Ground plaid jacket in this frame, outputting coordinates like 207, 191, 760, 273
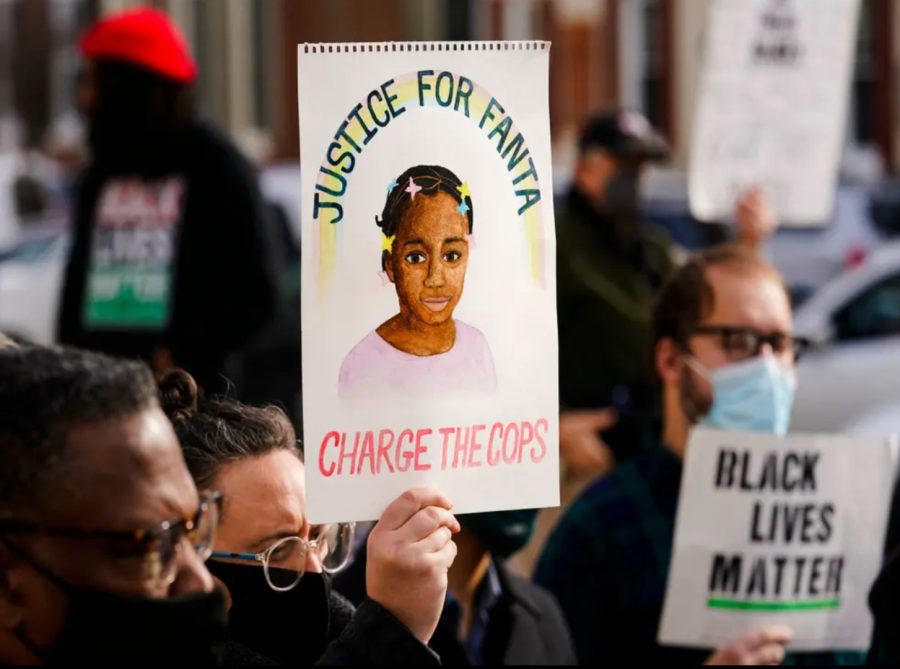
534, 434, 862, 666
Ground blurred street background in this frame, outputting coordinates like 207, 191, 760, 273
4, 0, 900, 436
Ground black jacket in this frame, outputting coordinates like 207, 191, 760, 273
58, 120, 278, 393
220, 593, 439, 666
334, 549, 576, 666
868, 550, 900, 665
428, 561, 577, 666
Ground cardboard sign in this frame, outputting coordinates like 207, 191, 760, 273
689, 0, 861, 226
659, 428, 897, 651
297, 41, 558, 523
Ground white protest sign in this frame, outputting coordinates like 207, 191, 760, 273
659, 428, 897, 651
689, 0, 861, 226
298, 42, 558, 523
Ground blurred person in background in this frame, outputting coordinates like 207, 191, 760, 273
159, 369, 458, 666
58, 7, 278, 394
335, 509, 577, 666
0, 347, 227, 665
537, 244, 856, 666
556, 110, 777, 472
509, 111, 779, 581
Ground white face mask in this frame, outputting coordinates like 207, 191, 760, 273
686, 355, 797, 436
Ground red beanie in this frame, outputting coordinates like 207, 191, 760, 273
79, 6, 197, 84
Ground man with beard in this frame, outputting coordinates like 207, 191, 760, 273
536, 245, 856, 665
0, 346, 228, 665
58, 7, 277, 394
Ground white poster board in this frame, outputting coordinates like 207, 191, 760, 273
298, 41, 558, 523
659, 428, 897, 651
689, 0, 861, 226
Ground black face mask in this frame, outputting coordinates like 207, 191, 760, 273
207, 561, 332, 666
36, 588, 228, 666
603, 170, 641, 221
6, 539, 228, 666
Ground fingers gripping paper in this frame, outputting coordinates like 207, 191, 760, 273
298, 42, 558, 523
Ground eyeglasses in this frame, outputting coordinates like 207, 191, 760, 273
0, 491, 222, 589
211, 522, 355, 592
689, 325, 811, 362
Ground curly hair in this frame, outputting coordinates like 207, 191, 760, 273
158, 369, 300, 491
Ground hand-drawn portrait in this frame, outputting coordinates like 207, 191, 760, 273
339, 165, 497, 400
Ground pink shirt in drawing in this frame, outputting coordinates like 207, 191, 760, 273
338, 320, 497, 401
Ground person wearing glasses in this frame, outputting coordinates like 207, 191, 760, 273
536, 244, 857, 666
0, 346, 227, 665
159, 369, 458, 665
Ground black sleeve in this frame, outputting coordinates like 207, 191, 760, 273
57, 170, 101, 346
326, 590, 356, 642
316, 599, 440, 666
203, 156, 280, 351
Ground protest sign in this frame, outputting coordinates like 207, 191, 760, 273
298, 42, 558, 523
689, 0, 861, 226
659, 428, 898, 651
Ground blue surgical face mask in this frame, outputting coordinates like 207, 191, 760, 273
687, 355, 797, 436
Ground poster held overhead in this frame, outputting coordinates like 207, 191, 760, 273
298, 41, 558, 524
688, 0, 861, 227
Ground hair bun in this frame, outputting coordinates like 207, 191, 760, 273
158, 368, 200, 420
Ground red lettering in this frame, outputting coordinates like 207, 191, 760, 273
319, 431, 340, 477
377, 429, 396, 474
358, 431, 376, 475
414, 429, 433, 471
338, 432, 359, 475
502, 423, 520, 464
453, 427, 471, 469
531, 418, 549, 463
488, 422, 504, 466
518, 421, 534, 464
468, 424, 486, 468
396, 429, 415, 473
439, 427, 455, 471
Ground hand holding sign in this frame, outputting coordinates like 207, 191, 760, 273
735, 187, 777, 252
559, 408, 617, 474
366, 487, 460, 643
705, 626, 793, 665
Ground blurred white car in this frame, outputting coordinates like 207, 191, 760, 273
791, 241, 900, 433
642, 177, 886, 305
0, 226, 69, 345
0, 163, 302, 348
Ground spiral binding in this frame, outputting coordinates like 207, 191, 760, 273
301, 41, 550, 54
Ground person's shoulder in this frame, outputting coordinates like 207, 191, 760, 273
186, 121, 257, 178
573, 458, 645, 515
454, 321, 495, 365
501, 562, 568, 616
640, 221, 676, 257
540, 466, 641, 561
454, 320, 491, 348
340, 331, 384, 369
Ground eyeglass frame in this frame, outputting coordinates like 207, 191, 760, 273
210, 521, 356, 592
686, 325, 812, 362
0, 490, 223, 588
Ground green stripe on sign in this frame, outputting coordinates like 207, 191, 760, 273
707, 598, 840, 612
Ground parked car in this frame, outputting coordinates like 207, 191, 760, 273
0, 223, 69, 345
0, 164, 304, 428
791, 241, 900, 434
641, 174, 887, 306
